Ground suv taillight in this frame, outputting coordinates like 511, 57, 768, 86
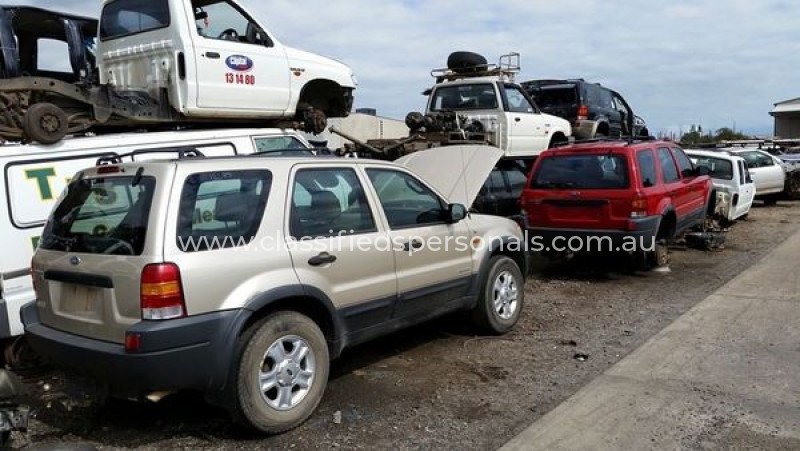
631, 194, 648, 218
577, 105, 589, 121
141, 263, 186, 320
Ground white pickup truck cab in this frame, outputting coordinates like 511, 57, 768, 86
422, 53, 571, 159
99, 0, 356, 124
0, 128, 312, 350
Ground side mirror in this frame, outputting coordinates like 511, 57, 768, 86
695, 165, 712, 177
447, 203, 467, 223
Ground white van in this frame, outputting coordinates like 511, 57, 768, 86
0, 128, 312, 345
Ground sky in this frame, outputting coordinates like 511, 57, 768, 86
18, 0, 800, 136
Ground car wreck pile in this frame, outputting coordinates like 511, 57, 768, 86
2, 0, 800, 446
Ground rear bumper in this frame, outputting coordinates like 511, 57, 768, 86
22, 302, 246, 396
572, 120, 599, 140
526, 216, 660, 251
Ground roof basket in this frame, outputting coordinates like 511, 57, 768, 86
431, 52, 521, 83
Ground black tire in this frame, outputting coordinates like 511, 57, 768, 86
646, 240, 670, 268
23, 103, 68, 145
228, 311, 329, 434
471, 256, 524, 334
447, 51, 488, 73
762, 195, 778, 206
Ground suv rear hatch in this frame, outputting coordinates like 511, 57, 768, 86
32, 164, 172, 344
523, 150, 635, 230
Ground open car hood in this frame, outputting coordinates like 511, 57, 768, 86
395, 145, 504, 206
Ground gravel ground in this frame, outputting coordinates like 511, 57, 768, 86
11, 201, 800, 450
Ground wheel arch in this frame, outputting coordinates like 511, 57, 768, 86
239, 285, 345, 358
297, 78, 352, 118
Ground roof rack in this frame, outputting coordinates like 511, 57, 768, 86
553, 136, 658, 148
431, 52, 521, 83
95, 147, 206, 166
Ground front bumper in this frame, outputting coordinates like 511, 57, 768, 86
22, 303, 246, 396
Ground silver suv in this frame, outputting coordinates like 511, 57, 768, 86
23, 147, 526, 433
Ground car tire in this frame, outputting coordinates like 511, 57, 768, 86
762, 195, 778, 206
471, 256, 524, 335
645, 239, 670, 268
23, 103, 68, 145
229, 311, 329, 434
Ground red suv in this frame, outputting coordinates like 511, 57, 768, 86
521, 139, 713, 265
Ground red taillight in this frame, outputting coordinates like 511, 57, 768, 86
140, 263, 186, 320
125, 333, 142, 352
577, 105, 589, 121
631, 193, 648, 218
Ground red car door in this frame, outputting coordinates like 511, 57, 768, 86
671, 147, 707, 222
655, 147, 688, 218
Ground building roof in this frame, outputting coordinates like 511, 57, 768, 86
772, 97, 800, 114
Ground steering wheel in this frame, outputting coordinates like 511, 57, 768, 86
217, 28, 240, 41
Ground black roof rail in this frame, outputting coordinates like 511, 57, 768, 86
552, 136, 658, 148
95, 147, 206, 166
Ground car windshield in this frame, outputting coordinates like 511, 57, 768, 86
532, 154, 630, 189
40, 174, 156, 255
691, 156, 733, 180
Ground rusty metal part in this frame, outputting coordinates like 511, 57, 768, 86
329, 126, 386, 155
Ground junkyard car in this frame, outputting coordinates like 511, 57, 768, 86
521, 139, 713, 267
23, 146, 527, 434
686, 149, 755, 223
727, 149, 786, 205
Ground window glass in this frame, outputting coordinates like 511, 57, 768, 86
192, 0, 269, 45
254, 136, 308, 152
430, 84, 497, 111
290, 168, 375, 238
100, 0, 170, 40
596, 87, 613, 109
637, 149, 658, 187
739, 151, 775, 168
503, 160, 529, 197
672, 148, 694, 177
524, 84, 577, 108
36, 39, 71, 73
177, 170, 271, 251
504, 86, 536, 113
691, 156, 733, 181
657, 147, 680, 183
366, 169, 446, 228
531, 155, 630, 189
40, 175, 156, 255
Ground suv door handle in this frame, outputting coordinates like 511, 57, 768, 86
205, 52, 220, 59
402, 239, 424, 252
308, 252, 337, 266
514, 117, 521, 122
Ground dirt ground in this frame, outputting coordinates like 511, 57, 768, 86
11, 201, 800, 450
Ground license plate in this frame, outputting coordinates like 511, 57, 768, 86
60, 283, 102, 313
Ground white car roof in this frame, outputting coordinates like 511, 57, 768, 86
685, 149, 745, 161
0, 128, 307, 156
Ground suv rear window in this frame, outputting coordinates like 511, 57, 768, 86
527, 85, 577, 107
40, 175, 156, 256
177, 170, 271, 252
532, 154, 630, 189
100, 0, 170, 40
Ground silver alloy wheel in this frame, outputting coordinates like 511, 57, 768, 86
493, 270, 519, 320
258, 335, 316, 411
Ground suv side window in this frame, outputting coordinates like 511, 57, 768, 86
366, 169, 446, 229
671, 148, 695, 178
177, 170, 271, 252
192, 0, 271, 46
657, 147, 680, 183
290, 168, 375, 238
504, 85, 536, 113
637, 149, 658, 187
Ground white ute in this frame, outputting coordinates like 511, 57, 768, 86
686, 149, 755, 223
0, 0, 356, 143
